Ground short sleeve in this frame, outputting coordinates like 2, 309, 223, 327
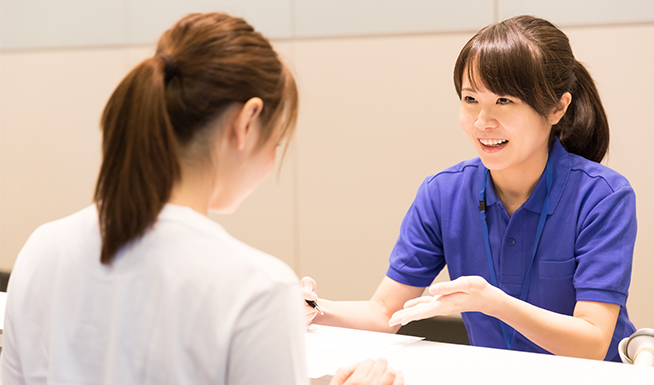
226, 282, 308, 385
574, 185, 637, 306
387, 177, 446, 287
2, 225, 52, 385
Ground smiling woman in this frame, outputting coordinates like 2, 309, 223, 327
305, 15, 637, 363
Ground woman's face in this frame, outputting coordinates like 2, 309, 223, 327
459, 71, 552, 176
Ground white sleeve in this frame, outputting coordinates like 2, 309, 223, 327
1, 225, 48, 385
226, 282, 308, 385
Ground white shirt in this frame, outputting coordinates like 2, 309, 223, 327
1, 205, 308, 385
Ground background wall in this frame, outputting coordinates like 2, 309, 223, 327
1, 1, 653, 329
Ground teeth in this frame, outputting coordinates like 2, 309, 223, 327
480, 139, 508, 147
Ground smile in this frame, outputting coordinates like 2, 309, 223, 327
479, 138, 509, 148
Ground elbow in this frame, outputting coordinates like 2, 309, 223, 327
578, 333, 612, 361
369, 298, 401, 334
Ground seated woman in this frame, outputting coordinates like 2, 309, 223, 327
304, 15, 637, 362
1, 12, 402, 385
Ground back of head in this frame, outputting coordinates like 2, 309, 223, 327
95, 13, 298, 264
453, 15, 609, 163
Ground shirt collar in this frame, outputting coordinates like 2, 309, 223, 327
481, 138, 571, 215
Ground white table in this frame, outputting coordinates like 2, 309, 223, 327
309, 327, 653, 384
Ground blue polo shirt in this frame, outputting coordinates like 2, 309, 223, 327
387, 139, 637, 361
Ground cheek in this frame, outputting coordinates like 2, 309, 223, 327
459, 107, 474, 134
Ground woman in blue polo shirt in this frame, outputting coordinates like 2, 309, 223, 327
304, 15, 637, 362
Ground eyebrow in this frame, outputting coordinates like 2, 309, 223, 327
461, 87, 476, 92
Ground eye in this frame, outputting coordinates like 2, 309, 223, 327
463, 96, 477, 103
497, 97, 512, 105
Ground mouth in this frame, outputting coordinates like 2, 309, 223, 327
479, 138, 509, 148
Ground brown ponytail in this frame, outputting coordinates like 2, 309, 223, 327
453, 15, 609, 163
95, 13, 298, 264
554, 60, 609, 163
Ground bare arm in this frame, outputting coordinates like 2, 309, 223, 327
390, 276, 619, 360
304, 276, 425, 333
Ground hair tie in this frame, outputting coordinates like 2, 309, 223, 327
159, 54, 179, 84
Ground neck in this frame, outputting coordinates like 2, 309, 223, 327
490, 152, 549, 217
168, 163, 215, 216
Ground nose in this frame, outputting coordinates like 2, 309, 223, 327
474, 108, 497, 130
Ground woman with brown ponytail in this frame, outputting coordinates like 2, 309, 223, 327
304, 15, 637, 362
1, 13, 402, 385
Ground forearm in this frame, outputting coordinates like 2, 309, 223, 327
313, 298, 401, 334
489, 293, 617, 360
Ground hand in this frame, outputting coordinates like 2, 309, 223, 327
300, 276, 319, 326
329, 358, 404, 385
389, 275, 502, 327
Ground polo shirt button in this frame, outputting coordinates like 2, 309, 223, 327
508, 238, 516, 246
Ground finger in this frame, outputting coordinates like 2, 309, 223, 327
329, 362, 357, 385
365, 358, 388, 381
403, 296, 435, 309
302, 288, 318, 301
300, 276, 317, 292
429, 278, 467, 295
348, 358, 375, 382
305, 309, 317, 325
377, 367, 397, 385
392, 370, 404, 385
390, 302, 442, 326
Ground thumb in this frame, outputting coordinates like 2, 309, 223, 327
300, 276, 318, 300
300, 276, 317, 292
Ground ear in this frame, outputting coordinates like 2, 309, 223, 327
548, 92, 572, 125
232, 97, 264, 150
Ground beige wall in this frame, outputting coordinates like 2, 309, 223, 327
1, 22, 654, 330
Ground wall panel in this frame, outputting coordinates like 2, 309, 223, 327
126, 0, 292, 45
498, 0, 654, 25
0, 0, 126, 49
294, 0, 494, 38
0, 48, 127, 271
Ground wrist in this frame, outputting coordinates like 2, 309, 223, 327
483, 285, 508, 319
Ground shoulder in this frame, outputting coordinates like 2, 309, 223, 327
31, 205, 98, 239
420, 158, 481, 195
424, 158, 481, 185
153, 205, 298, 289
17, 205, 99, 262
568, 154, 633, 195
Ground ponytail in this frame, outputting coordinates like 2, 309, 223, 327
553, 61, 609, 163
95, 56, 180, 264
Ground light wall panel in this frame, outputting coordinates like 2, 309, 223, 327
126, 0, 292, 45
499, 0, 654, 25
565, 24, 654, 328
294, 33, 476, 301
294, 0, 494, 38
0, 48, 127, 271
0, 0, 126, 49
